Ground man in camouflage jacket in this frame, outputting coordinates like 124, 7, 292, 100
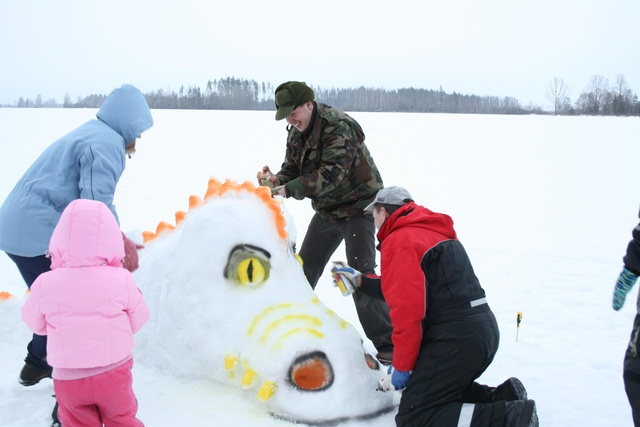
257, 81, 393, 361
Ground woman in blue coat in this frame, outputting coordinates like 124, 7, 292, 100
0, 84, 153, 387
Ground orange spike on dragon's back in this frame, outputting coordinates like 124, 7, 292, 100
142, 178, 288, 244
0, 289, 30, 303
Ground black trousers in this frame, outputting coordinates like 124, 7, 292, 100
396, 310, 501, 427
624, 310, 640, 426
298, 213, 393, 352
6, 252, 52, 372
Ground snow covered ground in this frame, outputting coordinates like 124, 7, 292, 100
0, 108, 639, 426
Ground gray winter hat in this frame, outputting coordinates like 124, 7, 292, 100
364, 186, 414, 212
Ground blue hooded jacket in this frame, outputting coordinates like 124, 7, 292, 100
0, 84, 153, 257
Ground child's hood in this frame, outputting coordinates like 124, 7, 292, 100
48, 199, 125, 269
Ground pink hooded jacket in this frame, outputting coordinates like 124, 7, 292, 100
21, 199, 150, 370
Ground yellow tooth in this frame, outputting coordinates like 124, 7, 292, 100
258, 381, 277, 402
242, 368, 257, 389
224, 354, 239, 380
224, 354, 238, 370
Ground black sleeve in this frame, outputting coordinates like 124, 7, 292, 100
359, 274, 386, 301
624, 214, 640, 275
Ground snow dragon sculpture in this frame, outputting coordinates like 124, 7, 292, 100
133, 178, 395, 424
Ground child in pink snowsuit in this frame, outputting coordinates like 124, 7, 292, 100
21, 199, 150, 427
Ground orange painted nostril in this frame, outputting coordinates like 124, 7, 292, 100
288, 351, 334, 391
365, 353, 380, 370
292, 360, 326, 390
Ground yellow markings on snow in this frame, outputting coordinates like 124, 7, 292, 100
226, 354, 277, 401
322, 307, 349, 329
247, 303, 327, 351
310, 297, 349, 330
259, 314, 322, 344
241, 367, 258, 389
247, 303, 295, 336
272, 328, 324, 351
258, 381, 277, 402
224, 354, 238, 370
224, 354, 239, 380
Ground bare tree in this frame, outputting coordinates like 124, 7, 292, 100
585, 75, 608, 114
612, 74, 634, 115
545, 77, 570, 115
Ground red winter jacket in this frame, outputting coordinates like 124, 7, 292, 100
370, 202, 487, 372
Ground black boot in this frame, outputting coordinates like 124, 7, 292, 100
19, 363, 52, 386
503, 399, 538, 427
493, 377, 527, 401
375, 350, 393, 365
462, 377, 528, 404
51, 397, 61, 427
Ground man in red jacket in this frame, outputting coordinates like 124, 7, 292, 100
333, 186, 538, 427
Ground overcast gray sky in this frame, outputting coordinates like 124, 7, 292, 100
1, 0, 638, 109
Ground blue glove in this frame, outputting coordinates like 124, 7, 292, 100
388, 365, 411, 390
613, 268, 639, 311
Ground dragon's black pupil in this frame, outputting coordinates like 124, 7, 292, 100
247, 260, 254, 281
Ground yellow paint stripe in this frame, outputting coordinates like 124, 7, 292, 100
247, 303, 296, 336
259, 315, 322, 344
272, 328, 324, 351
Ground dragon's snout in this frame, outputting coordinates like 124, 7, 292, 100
288, 350, 381, 392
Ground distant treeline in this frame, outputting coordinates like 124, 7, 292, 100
4, 75, 639, 116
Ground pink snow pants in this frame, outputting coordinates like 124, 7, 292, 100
54, 359, 144, 427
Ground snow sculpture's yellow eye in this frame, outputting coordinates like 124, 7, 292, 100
225, 244, 271, 288
237, 258, 267, 285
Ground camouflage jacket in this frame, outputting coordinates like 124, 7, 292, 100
276, 102, 383, 222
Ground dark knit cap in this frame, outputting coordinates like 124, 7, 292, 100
274, 81, 315, 121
